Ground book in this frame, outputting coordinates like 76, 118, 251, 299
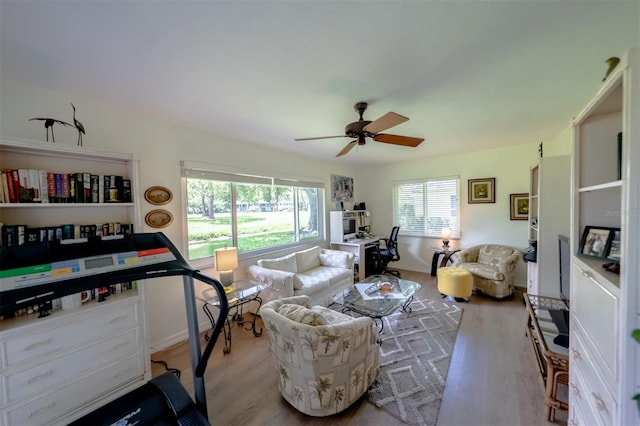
39, 170, 50, 203
91, 174, 99, 203
28, 169, 41, 202
0, 172, 5, 203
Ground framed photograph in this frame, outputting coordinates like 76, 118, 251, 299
145, 209, 173, 228
510, 193, 529, 220
606, 229, 621, 261
578, 226, 616, 259
468, 178, 495, 204
144, 186, 173, 205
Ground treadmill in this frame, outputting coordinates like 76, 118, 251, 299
0, 232, 229, 425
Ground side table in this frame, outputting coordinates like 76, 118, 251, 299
523, 293, 569, 421
430, 247, 461, 276
198, 280, 264, 354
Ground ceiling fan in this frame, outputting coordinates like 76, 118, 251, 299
295, 102, 425, 157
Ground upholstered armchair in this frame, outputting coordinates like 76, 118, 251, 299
259, 295, 380, 416
453, 244, 521, 299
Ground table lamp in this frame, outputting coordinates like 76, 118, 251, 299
441, 228, 451, 250
215, 246, 238, 286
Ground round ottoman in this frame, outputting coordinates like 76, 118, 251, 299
437, 267, 473, 302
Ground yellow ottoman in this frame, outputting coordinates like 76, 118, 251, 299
437, 267, 473, 302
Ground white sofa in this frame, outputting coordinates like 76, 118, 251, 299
247, 246, 354, 306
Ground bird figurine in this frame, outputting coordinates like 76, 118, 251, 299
71, 103, 86, 146
28, 117, 72, 142
603, 57, 620, 81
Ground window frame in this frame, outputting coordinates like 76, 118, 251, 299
392, 176, 460, 239
181, 161, 325, 268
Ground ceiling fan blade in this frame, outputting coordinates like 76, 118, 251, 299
294, 135, 345, 141
363, 112, 409, 134
373, 133, 425, 147
336, 140, 357, 157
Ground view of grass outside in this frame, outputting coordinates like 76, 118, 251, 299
186, 177, 321, 260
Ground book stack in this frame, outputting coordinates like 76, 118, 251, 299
1, 222, 134, 247
0, 169, 132, 203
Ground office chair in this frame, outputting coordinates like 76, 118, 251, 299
376, 226, 401, 278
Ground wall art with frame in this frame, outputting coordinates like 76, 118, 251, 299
510, 193, 529, 220
468, 178, 495, 204
578, 226, 617, 260
331, 175, 354, 203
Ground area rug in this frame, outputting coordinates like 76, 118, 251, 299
366, 298, 463, 426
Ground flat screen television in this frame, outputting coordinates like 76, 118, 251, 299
558, 234, 570, 309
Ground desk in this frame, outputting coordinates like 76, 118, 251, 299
330, 236, 380, 282
198, 280, 264, 355
430, 247, 461, 276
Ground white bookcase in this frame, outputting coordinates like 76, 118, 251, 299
526, 155, 570, 296
0, 138, 149, 425
569, 47, 639, 425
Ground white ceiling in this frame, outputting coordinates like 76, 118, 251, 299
1, 1, 638, 165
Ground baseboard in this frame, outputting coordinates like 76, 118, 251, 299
150, 320, 211, 353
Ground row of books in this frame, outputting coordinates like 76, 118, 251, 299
0, 169, 132, 204
1, 222, 134, 247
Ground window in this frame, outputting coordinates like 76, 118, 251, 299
182, 162, 324, 263
393, 176, 460, 238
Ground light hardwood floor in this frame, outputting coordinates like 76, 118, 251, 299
151, 270, 568, 426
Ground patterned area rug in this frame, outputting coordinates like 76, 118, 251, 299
367, 298, 463, 426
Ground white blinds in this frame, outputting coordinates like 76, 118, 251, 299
393, 177, 460, 237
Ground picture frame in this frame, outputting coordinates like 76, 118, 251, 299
145, 209, 173, 228
578, 226, 617, 259
606, 229, 621, 261
144, 186, 173, 205
510, 193, 529, 220
468, 178, 495, 204
331, 175, 354, 202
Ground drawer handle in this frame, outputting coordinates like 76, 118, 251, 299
28, 402, 56, 419
570, 383, 581, 399
111, 341, 129, 351
108, 315, 128, 324
591, 392, 608, 412
24, 338, 52, 352
28, 370, 54, 384
113, 367, 131, 378
571, 347, 582, 361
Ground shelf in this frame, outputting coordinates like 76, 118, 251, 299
578, 181, 622, 193
0, 202, 135, 208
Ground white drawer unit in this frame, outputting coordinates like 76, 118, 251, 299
0, 293, 148, 425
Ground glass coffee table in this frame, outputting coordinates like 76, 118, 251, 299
333, 275, 421, 335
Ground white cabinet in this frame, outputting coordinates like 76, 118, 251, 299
0, 138, 149, 425
527, 156, 570, 296
569, 47, 639, 426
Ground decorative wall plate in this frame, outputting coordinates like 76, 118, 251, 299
144, 186, 173, 205
145, 209, 173, 228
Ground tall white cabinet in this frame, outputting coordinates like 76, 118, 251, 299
527, 155, 570, 296
569, 47, 639, 425
0, 138, 149, 425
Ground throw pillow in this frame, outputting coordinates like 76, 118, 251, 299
277, 303, 329, 326
295, 246, 322, 272
319, 252, 350, 269
259, 254, 297, 273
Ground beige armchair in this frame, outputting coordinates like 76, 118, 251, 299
453, 244, 521, 299
259, 295, 380, 416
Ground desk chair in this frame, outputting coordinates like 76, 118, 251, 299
377, 226, 401, 278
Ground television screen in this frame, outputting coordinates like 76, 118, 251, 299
558, 234, 570, 308
342, 218, 356, 236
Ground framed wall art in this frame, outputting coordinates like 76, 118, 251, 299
510, 193, 529, 220
145, 209, 173, 228
331, 175, 354, 203
144, 186, 173, 205
578, 226, 617, 259
468, 178, 495, 204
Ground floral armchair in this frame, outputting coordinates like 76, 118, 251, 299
259, 295, 380, 416
453, 244, 521, 299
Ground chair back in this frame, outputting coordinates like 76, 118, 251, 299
386, 226, 400, 261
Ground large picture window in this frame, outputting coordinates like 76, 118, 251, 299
182, 162, 324, 263
393, 176, 460, 238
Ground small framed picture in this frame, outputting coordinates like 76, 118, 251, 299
606, 229, 621, 261
144, 186, 173, 205
468, 178, 495, 204
510, 193, 529, 220
578, 226, 617, 259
